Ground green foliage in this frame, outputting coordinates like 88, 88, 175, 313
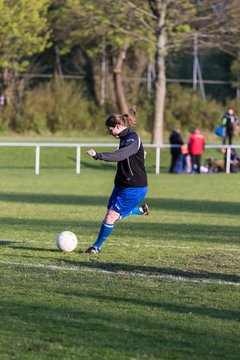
12, 112, 47, 134
8, 80, 102, 134
137, 85, 224, 133
0, 105, 13, 131
165, 85, 223, 131
50, 0, 154, 61
230, 59, 240, 85
137, 94, 154, 132
2, 82, 233, 135
0, 0, 51, 72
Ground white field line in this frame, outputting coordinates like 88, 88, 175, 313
0, 260, 239, 287
1, 239, 240, 252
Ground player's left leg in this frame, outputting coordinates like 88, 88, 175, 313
117, 186, 148, 220
119, 203, 149, 220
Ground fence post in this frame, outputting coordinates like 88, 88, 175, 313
226, 147, 231, 174
156, 146, 160, 174
76, 146, 81, 174
35, 145, 40, 175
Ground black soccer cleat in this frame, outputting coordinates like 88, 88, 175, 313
84, 246, 102, 254
142, 204, 149, 216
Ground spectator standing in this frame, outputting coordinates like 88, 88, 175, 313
222, 108, 238, 145
188, 129, 205, 174
169, 128, 184, 173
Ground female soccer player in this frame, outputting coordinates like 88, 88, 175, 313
85, 109, 149, 254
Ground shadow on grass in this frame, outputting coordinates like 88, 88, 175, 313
1, 297, 234, 359
0, 192, 240, 215
61, 259, 240, 284
4, 245, 57, 253
0, 217, 239, 245
0, 240, 23, 246
130, 222, 240, 245
150, 197, 240, 215
57, 290, 240, 322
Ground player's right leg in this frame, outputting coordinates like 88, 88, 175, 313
84, 209, 119, 254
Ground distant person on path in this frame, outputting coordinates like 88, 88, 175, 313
0, 94, 5, 107
188, 128, 205, 174
222, 108, 239, 145
85, 108, 149, 254
169, 128, 184, 173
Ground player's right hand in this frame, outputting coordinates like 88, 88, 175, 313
86, 149, 97, 158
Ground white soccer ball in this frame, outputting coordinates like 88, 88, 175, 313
56, 231, 78, 252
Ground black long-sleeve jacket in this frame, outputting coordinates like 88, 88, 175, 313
94, 127, 148, 188
169, 130, 184, 156
222, 112, 238, 131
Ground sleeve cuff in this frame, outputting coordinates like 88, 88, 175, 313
93, 153, 100, 160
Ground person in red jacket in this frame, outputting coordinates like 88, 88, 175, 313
188, 128, 205, 174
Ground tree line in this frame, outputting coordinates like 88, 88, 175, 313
0, 0, 239, 142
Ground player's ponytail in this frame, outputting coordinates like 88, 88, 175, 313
105, 106, 137, 128
122, 106, 137, 127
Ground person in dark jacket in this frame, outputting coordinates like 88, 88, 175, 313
85, 109, 148, 254
222, 108, 239, 145
169, 128, 184, 173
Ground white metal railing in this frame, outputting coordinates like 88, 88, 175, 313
0, 142, 239, 175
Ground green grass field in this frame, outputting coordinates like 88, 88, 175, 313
0, 146, 239, 360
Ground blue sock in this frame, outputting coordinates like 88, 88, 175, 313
93, 221, 115, 249
119, 207, 143, 220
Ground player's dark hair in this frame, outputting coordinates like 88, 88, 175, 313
105, 107, 137, 128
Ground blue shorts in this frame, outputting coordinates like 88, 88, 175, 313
107, 186, 148, 216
